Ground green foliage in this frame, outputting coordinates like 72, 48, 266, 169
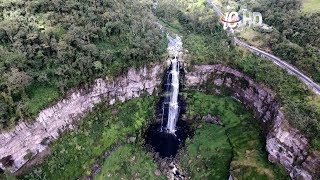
19, 96, 156, 179
181, 124, 232, 179
0, 0, 168, 129
0, 171, 16, 180
96, 144, 164, 180
184, 33, 231, 64
253, 0, 320, 82
24, 83, 60, 117
157, 3, 320, 150
181, 92, 289, 179
23, 150, 33, 161
312, 138, 320, 151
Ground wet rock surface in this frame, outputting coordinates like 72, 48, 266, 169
0, 63, 163, 172
152, 155, 185, 180
185, 64, 319, 180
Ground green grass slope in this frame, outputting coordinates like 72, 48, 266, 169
18, 96, 156, 179
180, 92, 289, 179
96, 144, 165, 180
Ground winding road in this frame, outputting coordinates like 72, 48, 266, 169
207, 0, 320, 95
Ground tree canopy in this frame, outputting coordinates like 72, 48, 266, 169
0, 0, 167, 130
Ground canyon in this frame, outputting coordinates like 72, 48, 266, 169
186, 64, 320, 179
0, 62, 319, 179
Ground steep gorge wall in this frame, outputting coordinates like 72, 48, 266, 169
185, 64, 320, 180
0, 63, 163, 172
1, 62, 319, 179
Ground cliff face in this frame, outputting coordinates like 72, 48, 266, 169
1, 63, 319, 179
0, 64, 163, 172
185, 64, 320, 180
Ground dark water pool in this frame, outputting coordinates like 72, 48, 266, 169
145, 120, 193, 158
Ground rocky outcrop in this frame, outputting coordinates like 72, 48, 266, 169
0, 63, 163, 173
185, 64, 320, 179
1, 60, 318, 179
202, 114, 222, 125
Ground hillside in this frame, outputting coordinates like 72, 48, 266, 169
0, 0, 167, 130
0, 0, 319, 179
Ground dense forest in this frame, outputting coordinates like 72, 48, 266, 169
0, 0, 167, 130
253, 0, 320, 83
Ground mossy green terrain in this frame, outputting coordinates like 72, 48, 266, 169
180, 92, 288, 179
180, 124, 232, 179
19, 96, 157, 179
96, 144, 164, 180
25, 83, 60, 117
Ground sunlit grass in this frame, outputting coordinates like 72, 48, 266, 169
238, 28, 267, 48
181, 124, 232, 179
302, 0, 320, 13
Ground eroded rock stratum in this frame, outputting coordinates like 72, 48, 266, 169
0, 63, 163, 172
1, 63, 319, 180
185, 64, 320, 179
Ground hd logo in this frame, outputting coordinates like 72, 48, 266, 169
220, 9, 263, 30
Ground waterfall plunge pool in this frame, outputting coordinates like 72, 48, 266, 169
145, 120, 193, 158
144, 58, 193, 158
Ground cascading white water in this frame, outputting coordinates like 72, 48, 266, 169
145, 34, 189, 159
166, 57, 180, 133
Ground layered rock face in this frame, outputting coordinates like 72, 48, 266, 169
1, 62, 319, 179
0, 64, 163, 172
185, 64, 320, 180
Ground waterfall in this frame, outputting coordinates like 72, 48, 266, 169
166, 57, 180, 133
145, 34, 191, 159
159, 34, 183, 134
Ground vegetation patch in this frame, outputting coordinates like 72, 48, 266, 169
96, 144, 165, 180
25, 84, 60, 117
0, 0, 168, 129
302, 0, 320, 12
19, 96, 156, 179
180, 92, 289, 179
238, 28, 267, 49
180, 124, 232, 179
